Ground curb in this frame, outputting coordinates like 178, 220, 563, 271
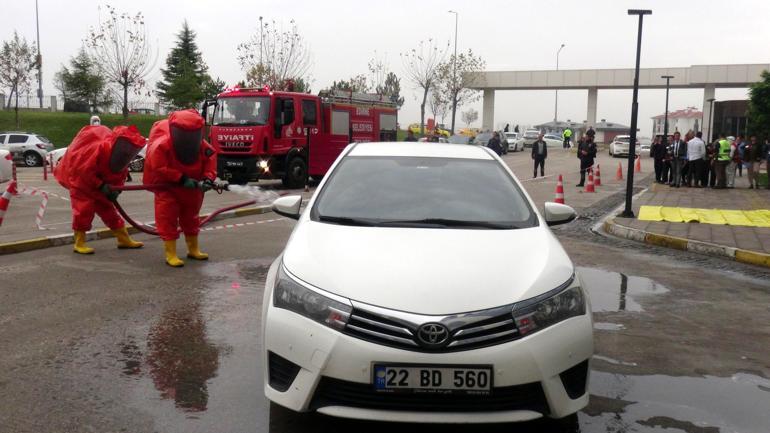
0, 204, 273, 256
603, 217, 770, 269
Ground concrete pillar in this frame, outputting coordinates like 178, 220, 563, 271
50, 95, 57, 112
586, 87, 598, 129
482, 89, 495, 131
702, 85, 715, 142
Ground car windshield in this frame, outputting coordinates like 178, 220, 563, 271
475, 133, 492, 143
505, 133, 517, 138
311, 156, 537, 229
524, 131, 539, 138
214, 96, 270, 126
617, 137, 630, 143
36, 135, 51, 144
448, 135, 470, 144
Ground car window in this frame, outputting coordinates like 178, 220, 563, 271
0, 135, 6, 145
312, 156, 537, 228
36, 135, 51, 144
8, 135, 28, 144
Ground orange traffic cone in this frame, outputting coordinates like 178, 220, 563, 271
584, 169, 596, 193
594, 164, 602, 186
616, 162, 623, 180
554, 174, 565, 204
0, 180, 17, 227
635, 155, 641, 173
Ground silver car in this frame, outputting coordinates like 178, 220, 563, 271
0, 132, 54, 167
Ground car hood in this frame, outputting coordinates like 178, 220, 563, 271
282, 221, 574, 315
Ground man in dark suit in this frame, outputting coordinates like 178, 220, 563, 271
669, 131, 687, 187
531, 133, 548, 178
576, 136, 597, 187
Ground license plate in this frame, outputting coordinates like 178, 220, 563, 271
225, 161, 244, 167
373, 364, 492, 394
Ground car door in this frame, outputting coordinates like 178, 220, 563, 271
7, 134, 29, 156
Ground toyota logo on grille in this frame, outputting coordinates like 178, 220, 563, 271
417, 323, 449, 348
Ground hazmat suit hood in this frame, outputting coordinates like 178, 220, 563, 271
169, 110, 205, 166
108, 125, 146, 173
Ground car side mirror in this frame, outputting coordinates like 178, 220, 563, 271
272, 195, 302, 220
544, 202, 577, 226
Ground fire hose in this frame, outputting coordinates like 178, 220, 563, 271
109, 181, 258, 236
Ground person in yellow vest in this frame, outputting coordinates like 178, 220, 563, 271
714, 133, 731, 189
562, 128, 572, 149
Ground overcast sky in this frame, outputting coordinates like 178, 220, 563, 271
3, 0, 768, 135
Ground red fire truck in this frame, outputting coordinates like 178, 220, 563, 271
202, 87, 399, 187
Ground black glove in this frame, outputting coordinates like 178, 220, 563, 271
200, 179, 215, 192
99, 183, 121, 202
180, 175, 199, 189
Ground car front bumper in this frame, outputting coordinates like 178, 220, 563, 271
263, 299, 593, 422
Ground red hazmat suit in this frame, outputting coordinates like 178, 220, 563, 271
144, 110, 217, 241
55, 125, 146, 231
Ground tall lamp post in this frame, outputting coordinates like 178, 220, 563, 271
620, 9, 652, 219
661, 75, 674, 148
554, 44, 565, 122
35, 0, 43, 108
707, 97, 716, 143
448, 10, 459, 134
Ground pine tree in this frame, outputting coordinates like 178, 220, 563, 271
157, 21, 212, 109
55, 48, 111, 112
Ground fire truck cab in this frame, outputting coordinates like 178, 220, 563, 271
203, 87, 398, 187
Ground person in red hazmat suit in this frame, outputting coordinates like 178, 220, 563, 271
144, 109, 217, 267
55, 125, 146, 254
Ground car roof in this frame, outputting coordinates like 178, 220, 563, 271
348, 142, 494, 160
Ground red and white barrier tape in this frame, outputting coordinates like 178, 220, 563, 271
16, 185, 50, 230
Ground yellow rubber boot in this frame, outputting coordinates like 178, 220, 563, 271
164, 240, 184, 267
185, 236, 209, 260
113, 227, 143, 249
73, 231, 95, 255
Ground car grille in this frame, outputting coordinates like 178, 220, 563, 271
343, 304, 521, 353
310, 376, 549, 414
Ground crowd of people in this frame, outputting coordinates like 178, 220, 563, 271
651, 131, 770, 189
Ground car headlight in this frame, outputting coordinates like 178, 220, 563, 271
273, 265, 352, 331
511, 278, 585, 336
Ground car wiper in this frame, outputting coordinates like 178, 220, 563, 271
318, 215, 379, 227
379, 218, 519, 229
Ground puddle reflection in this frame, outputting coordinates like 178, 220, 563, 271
577, 267, 669, 313
145, 301, 222, 412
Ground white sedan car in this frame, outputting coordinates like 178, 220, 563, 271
609, 135, 640, 157
262, 142, 593, 425
0, 149, 13, 183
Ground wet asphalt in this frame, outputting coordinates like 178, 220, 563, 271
1, 202, 769, 432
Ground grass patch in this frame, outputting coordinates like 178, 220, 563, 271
0, 110, 163, 148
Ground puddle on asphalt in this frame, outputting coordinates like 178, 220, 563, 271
581, 370, 770, 433
593, 322, 626, 331
578, 267, 670, 313
593, 355, 638, 367
118, 259, 273, 428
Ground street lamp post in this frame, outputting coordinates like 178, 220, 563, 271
661, 75, 674, 148
448, 10, 459, 134
620, 9, 652, 219
707, 97, 716, 143
35, 0, 43, 109
554, 44, 565, 122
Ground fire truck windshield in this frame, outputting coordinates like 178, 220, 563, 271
213, 96, 270, 126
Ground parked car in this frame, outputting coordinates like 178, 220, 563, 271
519, 129, 541, 149
48, 142, 147, 172
637, 137, 652, 157
0, 149, 13, 183
505, 132, 521, 151
263, 141, 591, 425
543, 134, 564, 148
472, 131, 493, 147
608, 135, 640, 157
0, 132, 54, 167
418, 137, 449, 144
448, 134, 471, 145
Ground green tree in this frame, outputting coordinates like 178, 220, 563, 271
329, 74, 370, 93
748, 70, 770, 139
202, 76, 226, 100
157, 21, 214, 109
0, 31, 37, 127
379, 72, 404, 107
55, 48, 111, 112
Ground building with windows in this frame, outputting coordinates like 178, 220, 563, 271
651, 107, 702, 137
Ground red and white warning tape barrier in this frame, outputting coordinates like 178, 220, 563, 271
0, 181, 18, 227
16, 185, 50, 230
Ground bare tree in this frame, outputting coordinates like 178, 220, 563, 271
238, 19, 313, 90
367, 51, 388, 92
0, 31, 37, 127
429, 88, 449, 126
436, 49, 485, 133
85, 5, 156, 119
462, 108, 479, 128
400, 39, 448, 134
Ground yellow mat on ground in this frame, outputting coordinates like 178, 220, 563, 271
638, 206, 770, 227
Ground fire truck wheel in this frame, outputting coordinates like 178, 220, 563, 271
282, 157, 308, 189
